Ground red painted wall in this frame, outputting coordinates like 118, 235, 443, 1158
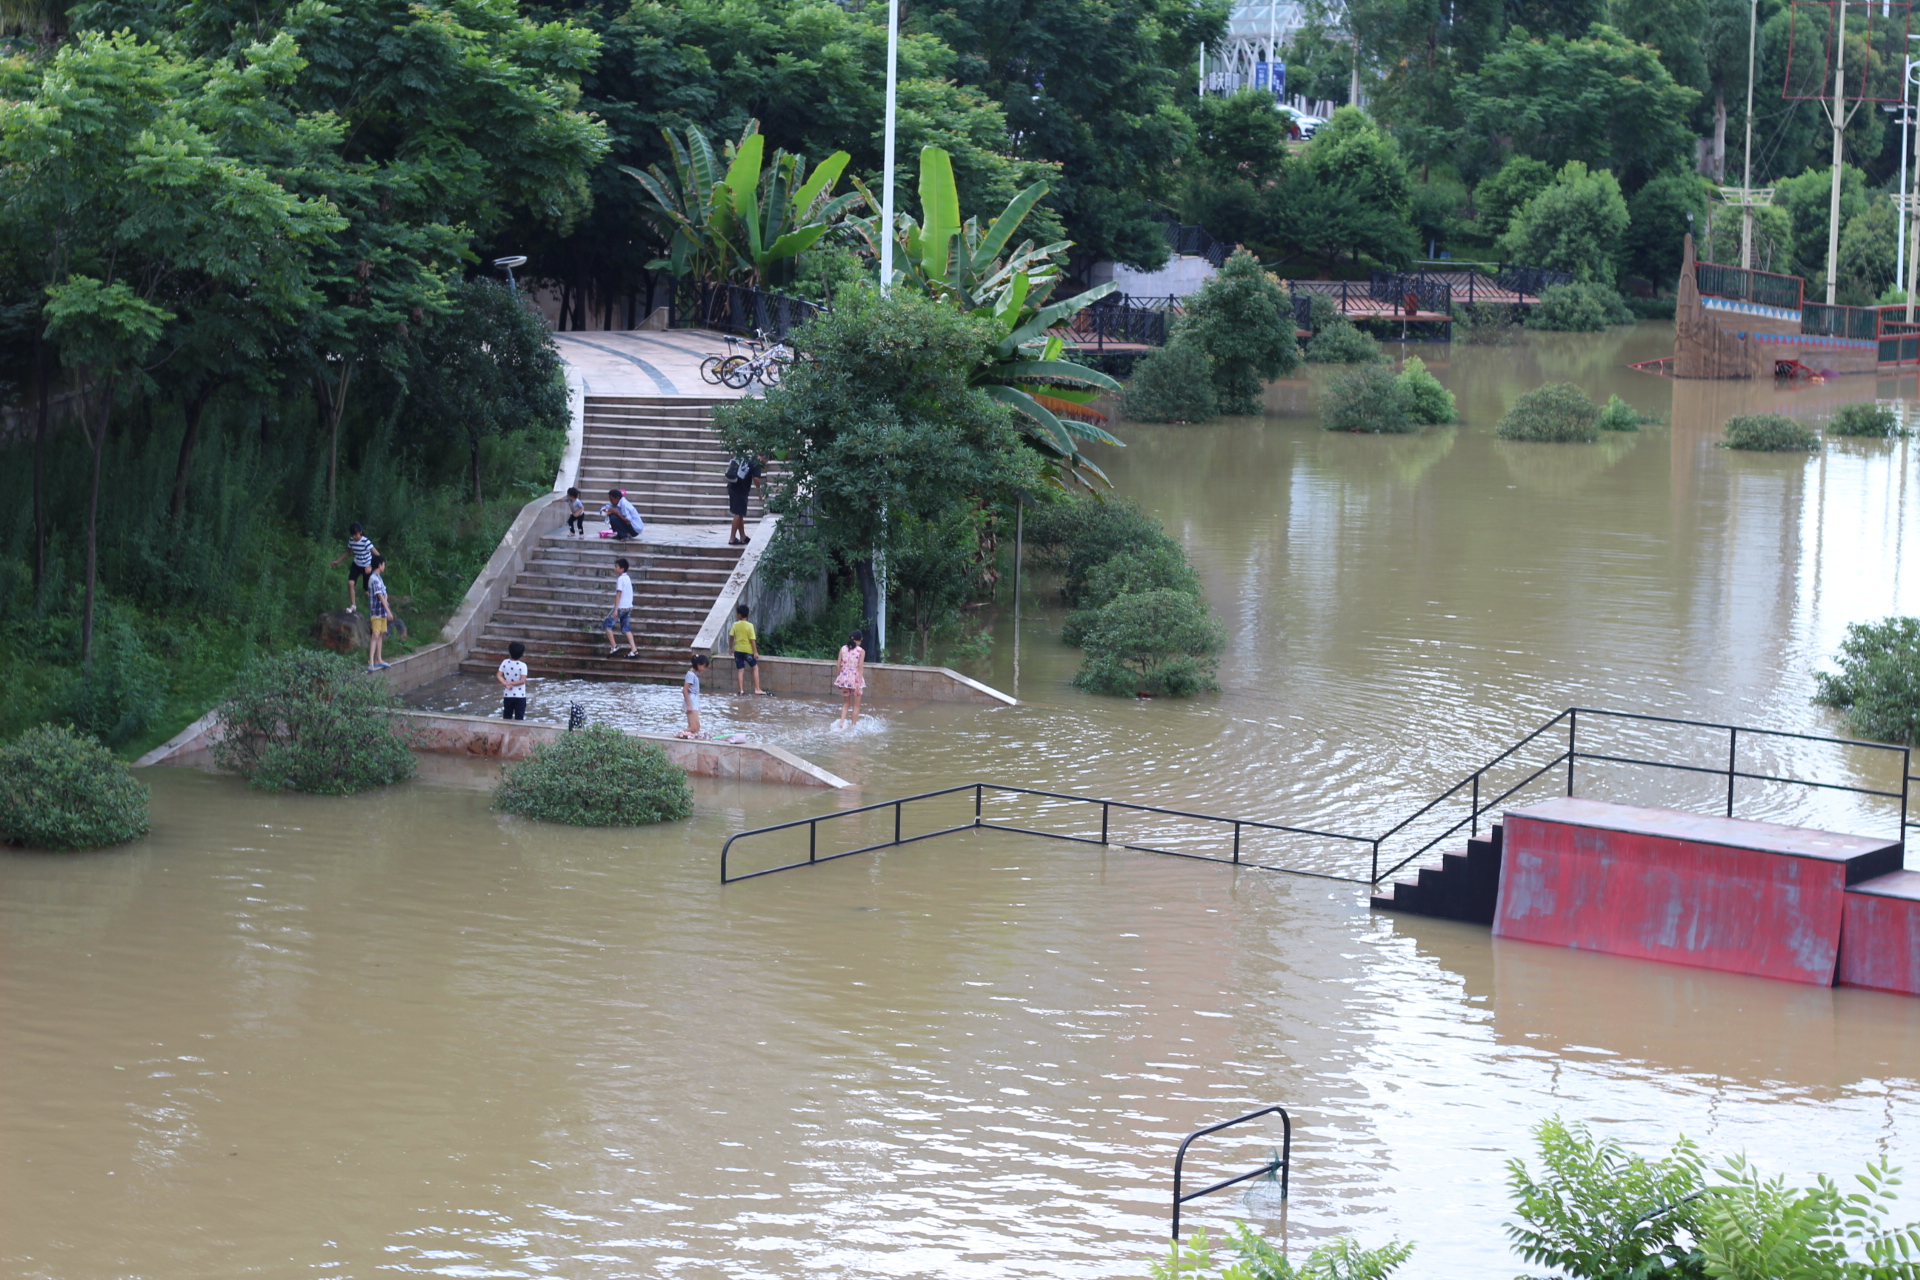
1494, 802, 1864, 986
1839, 871, 1920, 995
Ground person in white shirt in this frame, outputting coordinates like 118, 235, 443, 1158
496, 641, 529, 719
604, 488, 644, 540
601, 557, 638, 657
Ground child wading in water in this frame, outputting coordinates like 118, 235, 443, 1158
832, 629, 866, 728
676, 653, 709, 739
366, 554, 392, 671
329, 522, 378, 612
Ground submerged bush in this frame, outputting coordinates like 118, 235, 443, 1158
1322, 364, 1412, 433
1397, 356, 1456, 425
1024, 495, 1181, 606
212, 650, 417, 794
1304, 319, 1384, 364
1061, 545, 1203, 646
1596, 394, 1642, 433
1456, 301, 1520, 346
1120, 333, 1218, 423
1072, 588, 1226, 697
1812, 616, 1920, 742
1828, 401, 1899, 437
1497, 383, 1600, 442
1526, 282, 1634, 332
494, 724, 693, 825
0, 724, 150, 850
1722, 413, 1818, 452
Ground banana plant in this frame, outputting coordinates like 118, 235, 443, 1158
622, 122, 859, 287
854, 146, 1126, 489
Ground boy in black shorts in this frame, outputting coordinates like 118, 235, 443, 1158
329, 522, 378, 612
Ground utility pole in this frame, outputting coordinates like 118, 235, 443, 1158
1825, 0, 1855, 305
1718, 0, 1771, 269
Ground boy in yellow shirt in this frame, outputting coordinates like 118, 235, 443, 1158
729, 603, 765, 695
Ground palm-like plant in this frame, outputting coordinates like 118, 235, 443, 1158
622, 122, 859, 287
854, 146, 1125, 489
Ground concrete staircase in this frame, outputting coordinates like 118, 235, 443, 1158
459, 394, 761, 684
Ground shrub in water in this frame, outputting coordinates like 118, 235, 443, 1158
1526, 282, 1634, 332
493, 723, 693, 825
1304, 319, 1384, 364
1061, 545, 1203, 646
212, 650, 417, 794
1456, 301, 1520, 346
1596, 394, 1641, 432
1322, 364, 1413, 433
1072, 588, 1226, 697
1181, 249, 1300, 413
1023, 496, 1181, 605
0, 724, 150, 850
1828, 401, 1899, 437
1396, 356, 1456, 425
1721, 413, 1818, 452
1497, 383, 1600, 442
1120, 333, 1218, 423
1812, 616, 1920, 743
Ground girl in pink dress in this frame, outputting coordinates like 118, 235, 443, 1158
833, 630, 867, 728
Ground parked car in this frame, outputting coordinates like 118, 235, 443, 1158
1276, 106, 1325, 140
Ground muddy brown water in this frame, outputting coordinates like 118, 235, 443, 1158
8, 322, 1920, 1278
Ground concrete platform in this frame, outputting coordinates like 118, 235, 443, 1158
1494, 797, 1902, 985
1841, 869, 1920, 995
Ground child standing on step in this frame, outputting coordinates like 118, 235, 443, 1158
497, 641, 529, 719
676, 653, 709, 739
366, 554, 392, 671
565, 488, 586, 538
602, 557, 638, 658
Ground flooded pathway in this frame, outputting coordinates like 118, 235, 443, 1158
7, 322, 1920, 1278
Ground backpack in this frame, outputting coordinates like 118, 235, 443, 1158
725, 457, 749, 483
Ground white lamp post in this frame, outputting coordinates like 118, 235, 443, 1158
873, 0, 899, 658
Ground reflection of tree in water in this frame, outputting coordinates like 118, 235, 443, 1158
1310, 425, 1458, 486
1496, 431, 1638, 496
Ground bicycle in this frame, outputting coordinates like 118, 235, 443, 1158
699, 333, 754, 386
720, 329, 795, 389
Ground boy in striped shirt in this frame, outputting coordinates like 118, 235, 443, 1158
329, 522, 378, 613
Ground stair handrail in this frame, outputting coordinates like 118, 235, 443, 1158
1172, 1105, 1291, 1238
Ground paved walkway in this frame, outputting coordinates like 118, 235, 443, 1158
551, 329, 751, 399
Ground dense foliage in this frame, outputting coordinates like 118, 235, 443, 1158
1146, 1224, 1414, 1280
1528, 283, 1636, 333
0, 724, 150, 849
1597, 395, 1643, 433
1498, 384, 1600, 443
1722, 414, 1820, 452
1304, 321, 1385, 365
1323, 365, 1412, 434
1397, 357, 1456, 425
493, 724, 693, 825
1828, 402, 1900, 438
1180, 250, 1300, 414
1071, 587, 1226, 697
1121, 335, 1219, 424
212, 651, 417, 794
1813, 617, 1920, 743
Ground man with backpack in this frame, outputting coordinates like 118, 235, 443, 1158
725, 454, 763, 546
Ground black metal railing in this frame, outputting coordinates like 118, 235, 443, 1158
672, 281, 824, 341
717, 708, 1912, 887
1070, 298, 1171, 347
1802, 302, 1880, 342
1162, 222, 1232, 267
1493, 264, 1574, 297
1172, 1106, 1291, 1239
1880, 315, 1920, 365
1696, 261, 1804, 311
1367, 271, 1453, 315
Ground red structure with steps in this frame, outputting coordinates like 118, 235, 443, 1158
1493, 798, 1904, 986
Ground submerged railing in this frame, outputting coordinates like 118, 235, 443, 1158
718, 709, 1912, 886
1172, 1106, 1291, 1239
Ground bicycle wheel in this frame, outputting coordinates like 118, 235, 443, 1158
721, 359, 755, 389
760, 356, 788, 388
699, 355, 728, 385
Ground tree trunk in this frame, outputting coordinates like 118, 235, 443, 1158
1713, 85, 1727, 181
80, 374, 114, 667
31, 335, 50, 596
169, 382, 217, 518
320, 361, 352, 511
471, 435, 483, 503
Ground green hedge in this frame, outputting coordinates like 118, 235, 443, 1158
212, 650, 417, 794
493, 724, 693, 826
1828, 402, 1899, 438
1497, 383, 1600, 442
0, 724, 150, 850
1722, 413, 1819, 452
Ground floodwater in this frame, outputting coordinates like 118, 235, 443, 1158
9, 320, 1920, 1278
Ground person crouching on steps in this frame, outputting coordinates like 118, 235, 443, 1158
366, 554, 393, 671
604, 489, 643, 540
676, 653, 709, 739
730, 603, 764, 695
602, 557, 638, 658
497, 641, 529, 719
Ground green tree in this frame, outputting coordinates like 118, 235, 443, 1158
1624, 172, 1713, 286
1473, 155, 1555, 239
1071, 588, 1226, 697
1178, 89, 1294, 252
1500, 161, 1630, 283
1505, 1117, 1708, 1280
1274, 106, 1419, 268
713, 286, 1041, 628
1813, 616, 1920, 742
1182, 249, 1299, 414
1838, 198, 1898, 305
1459, 25, 1701, 192
1121, 334, 1218, 423
1773, 165, 1871, 286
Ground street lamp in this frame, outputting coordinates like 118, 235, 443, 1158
873, 0, 900, 657
493, 255, 527, 293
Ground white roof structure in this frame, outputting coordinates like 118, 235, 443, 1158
1202, 0, 1343, 97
